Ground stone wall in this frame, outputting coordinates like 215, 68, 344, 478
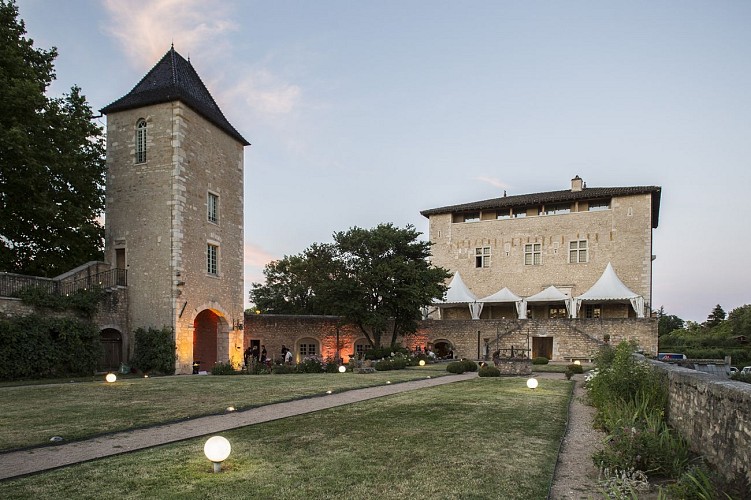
650, 361, 751, 489
245, 314, 657, 363
426, 191, 655, 310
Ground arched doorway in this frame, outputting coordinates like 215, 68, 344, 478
193, 309, 220, 371
99, 329, 122, 371
433, 339, 453, 359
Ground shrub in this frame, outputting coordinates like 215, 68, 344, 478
564, 368, 574, 380
532, 356, 549, 365
364, 345, 409, 360
272, 364, 295, 374
567, 363, 584, 374
0, 315, 100, 380
246, 361, 271, 375
297, 356, 324, 373
446, 361, 465, 374
130, 327, 176, 375
324, 359, 340, 373
460, 358, 478, 372
478, 365, 501, 377
374, 357, 407, 371
211, 361, 238, 375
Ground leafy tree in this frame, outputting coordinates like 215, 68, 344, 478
727, 305, 751, 338
249, 243, 336, 315
0, 0, 105, 277
704, 304, 726, 329
656, 306, 684, 337
250, 223, 450, 347
326, 224, 450, 347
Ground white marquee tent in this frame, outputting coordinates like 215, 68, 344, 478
433, 271, 483, 319
479, 287, 525, 319
572, 263, 645, 318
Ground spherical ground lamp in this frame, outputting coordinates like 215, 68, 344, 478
204, 436, 231, 472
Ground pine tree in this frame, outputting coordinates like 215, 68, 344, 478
0, 0, 105, 276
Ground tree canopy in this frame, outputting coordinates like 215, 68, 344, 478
250, 223, 450, 347
704, 304, 726, 328
0, 0, 105, 277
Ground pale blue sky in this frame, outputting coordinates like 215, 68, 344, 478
18, 0, 751, 321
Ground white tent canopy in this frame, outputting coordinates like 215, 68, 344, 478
434, 271, 483, 319
479, 287, 525, 319
524, 285, 572, 318
573, 263, 645, 318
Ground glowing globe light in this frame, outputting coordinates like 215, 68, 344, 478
527, 377, 539, 389
574, 360, 581, 365
326, 390, 332, 394
419, 360, 426, 366
105, 373, 117, 383
204, 436, 231, 472
338, 365, 346, 373
386, 381, 391, 384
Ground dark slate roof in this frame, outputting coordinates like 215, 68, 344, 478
421, 185, 662, 228
101, 47, 249, 146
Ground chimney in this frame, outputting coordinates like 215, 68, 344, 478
571, 175, 584, 192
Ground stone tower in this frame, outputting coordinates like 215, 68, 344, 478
101, 47, 249, 374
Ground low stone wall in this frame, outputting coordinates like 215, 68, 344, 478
650, 360, 751, 488
493, 358, 532, 376
245, 314, 657, 363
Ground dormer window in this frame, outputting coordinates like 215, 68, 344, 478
135, 119, 147, 163
463, 212, 480, 222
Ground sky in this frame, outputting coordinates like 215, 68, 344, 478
16, 0, 751, 322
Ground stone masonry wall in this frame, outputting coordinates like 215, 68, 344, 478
426, 192, 654, 310
650, 361, 751, 489
245, 314, 657, 363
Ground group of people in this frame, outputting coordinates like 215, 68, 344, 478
243, 344, 294, 369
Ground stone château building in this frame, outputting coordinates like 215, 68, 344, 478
420, 176, 661, 321
100, 47, 249, 374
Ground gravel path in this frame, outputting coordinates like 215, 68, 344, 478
549, 373, 605, 499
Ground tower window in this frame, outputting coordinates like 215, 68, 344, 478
208, 192, 219, 223
135, 119, 147, 163
207, 243, 219, 275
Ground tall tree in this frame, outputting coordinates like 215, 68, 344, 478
249, 243, 336, 315
249, 223, 450, 347
656, 306, 684, 337
705, 304, 726, 329
0, 0, 105, 277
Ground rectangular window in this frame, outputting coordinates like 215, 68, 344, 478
549, 306, 567, 318
207, 244, 218, 275
299, 343, 317, 356
463, 212, 480, 222
475, 247, 491, 268
496, 209, 511, 220
544, 203, 571, 215
569, 240, 588, 263
355, 344, 372, 356
208, 192, 219, 223
585, 304, 601, 318
588, 199, 610, 212
524, 243, 541, 265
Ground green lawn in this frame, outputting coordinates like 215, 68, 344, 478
0, 365, 449, 451
0, 377, 572, 499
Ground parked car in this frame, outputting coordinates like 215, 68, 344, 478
729, 366, 738, 376
741, 366, 751, 375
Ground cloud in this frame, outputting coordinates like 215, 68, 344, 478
474, 176, 511, 190
220, 67, 302, 118
101, 0, 236, 69
244, 241, 277, 268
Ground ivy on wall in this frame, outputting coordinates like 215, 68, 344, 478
0, 315, 100, 380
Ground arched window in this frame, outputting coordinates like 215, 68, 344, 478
135, 119, 147, 163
